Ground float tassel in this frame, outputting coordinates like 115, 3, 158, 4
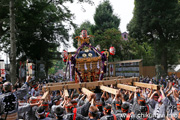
90, 62, 92, 70
97, 61, 100, 69
84, 63, 87, 70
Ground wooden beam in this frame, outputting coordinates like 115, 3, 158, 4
86, 81, 98, 88
103, 76, 124, 80
66, 84, 81, 89
100, 85, 118, 95
108, 59, 142, 64
64, 89, 69, 97
41, 91, 49, 100
47, 81, 75, 86
43, 84, 81, 92
117, 78, 133, 84
133, 82, 159, 90
42, 77, 139, 92
81, 88, 93, 96
103, 80, 117, 85
117, 84, 137, 92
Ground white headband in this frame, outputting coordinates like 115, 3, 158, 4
36, 110, 45, 115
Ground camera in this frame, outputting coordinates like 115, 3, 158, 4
140, 106, 148, 113
3, 93, 17, 113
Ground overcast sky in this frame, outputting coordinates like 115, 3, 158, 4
65, 0, 134, 32
63, 0, 135, 51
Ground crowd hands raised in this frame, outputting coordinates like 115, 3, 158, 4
0, 75, 180, 120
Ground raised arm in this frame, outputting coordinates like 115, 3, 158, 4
129, 92, 134, 101
70, 90, 74, 99
16, 76, 31, 98
101, 91, 106, 98
172, 87, 179, 101
149, 91, 157, 100
77, 95, 86, 107
166, 90, 173, 97
148, 87, 153, 98
105, 90, 109, 99
160, 87, 165, 99
165, 82, 172, 94
110, 84, 115, 99
77, 93, 95, 117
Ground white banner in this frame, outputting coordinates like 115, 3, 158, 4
27, 63, 35, 77
0, 60, 5, 77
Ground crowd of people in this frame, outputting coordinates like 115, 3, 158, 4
0, 75, 180, 120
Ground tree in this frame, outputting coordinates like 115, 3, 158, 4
73, 21, 93, 48
127, 0, 180, 75
91, 0, 120, 33
9, 0, 16, 85
126, 38, 155, 66
0, 0, 9, 39
0, 0, 94, 78
48, 67, 56, 75
48, 60, 65, 75
91, 0, 121, 61
15, 0, 73, 75
94, 28, 123, 61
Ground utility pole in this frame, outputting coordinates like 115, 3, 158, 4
9, 0, 16, 85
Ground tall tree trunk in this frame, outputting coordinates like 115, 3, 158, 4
46, 63, 48, 77
9, 0, 16, 85
161, 47, 168, 76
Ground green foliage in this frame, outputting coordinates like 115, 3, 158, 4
15, 0, 75, 71
94, 28, 122, 61
0, 0, 9, 51
49, 67, 56, 75
0, 0, 94, 73
127, 0, 180, 73
72, 21, 93, 48
91, 0, 120, 34
126, 38, 155, 66
90, 0, 121, 61
48, 60, 65, 75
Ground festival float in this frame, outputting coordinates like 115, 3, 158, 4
62, 30, 116, 83
42, 31, 148, 101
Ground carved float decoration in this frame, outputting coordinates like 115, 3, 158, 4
63, 30, 114, 83
62, 50, 68, 62
109, 46, 115, 55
